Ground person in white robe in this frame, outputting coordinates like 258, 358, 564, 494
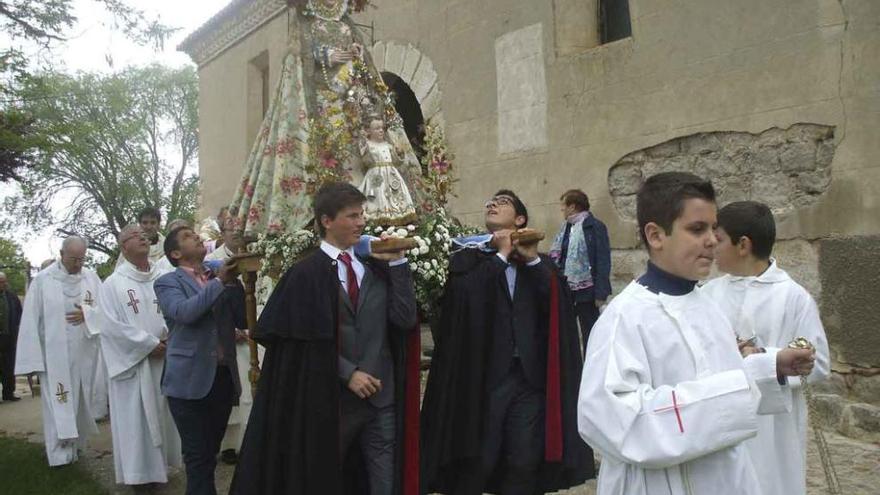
15, 236, 102, 466
206, 218, 259, 461
576, 172, 815, 495
93, 225, 183, 485
702, 200, 830, 495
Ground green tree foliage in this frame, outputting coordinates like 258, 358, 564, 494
0, 237, 29, 294
5, 64, 199, 258
0, 1, 178, 181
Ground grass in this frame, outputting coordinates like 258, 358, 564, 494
0, 436, 108, 495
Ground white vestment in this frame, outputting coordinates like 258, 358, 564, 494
577, 281, 792, 495
206, 245, 262, 452
15, 261, 102, 466
95, 260, 183, 484
702, 260, 830, 495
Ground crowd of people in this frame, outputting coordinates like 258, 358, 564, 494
0, 171, 828, 495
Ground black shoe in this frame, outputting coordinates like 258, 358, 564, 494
2, 395, 20, 402
220, 449, 238, 465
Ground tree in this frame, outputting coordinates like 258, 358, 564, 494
0, 237, 28, 294
0, 1, 178, 181
5, 64, 199, 258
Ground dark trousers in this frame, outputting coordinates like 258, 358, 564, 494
167, 366, 234, 495
339, 397, 396, 495
0, 335, 16, 399
575, 300, 600, 355
480, 361, 545, 495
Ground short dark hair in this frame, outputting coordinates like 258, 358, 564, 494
717, 201, 776, 260
163, 226, 192, 267
138, 207, 162, 224
560, 189, 590, 212
636, 172, 716, 248
313, 182, 366, 237
494, 189, 528, 228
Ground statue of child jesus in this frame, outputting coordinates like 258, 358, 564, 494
358, 116, 417, 225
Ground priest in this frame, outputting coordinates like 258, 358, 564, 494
421, 190, 594, 494
93, 225, 182, 487
231, 182, 421, 495
15, 236, 102, 466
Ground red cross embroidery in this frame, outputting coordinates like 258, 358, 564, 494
126, 289, 140, 314
653, 390, 685, 433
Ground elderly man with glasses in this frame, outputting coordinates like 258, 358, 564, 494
15, 236, 104, 466
421, 190, 595, 494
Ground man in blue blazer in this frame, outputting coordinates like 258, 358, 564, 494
155, 226, 245, 495
549, 189, 612, 353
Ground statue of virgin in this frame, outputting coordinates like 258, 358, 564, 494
229, 0, 424, 236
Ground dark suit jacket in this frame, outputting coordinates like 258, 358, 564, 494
154, 267, 245, 401
0, 290, 22, 349
486, 256, 552, 391
337, 257, 417, 408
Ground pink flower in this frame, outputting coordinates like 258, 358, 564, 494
248, 208, 261, 221
321, 152, 339, 169
245, 184, 255, 198
280, 176, 305, 195
431, 160, 449, 173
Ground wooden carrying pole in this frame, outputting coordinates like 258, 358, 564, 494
232, 252, 263, 398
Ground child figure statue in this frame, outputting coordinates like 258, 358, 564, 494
359, 116, 417, 225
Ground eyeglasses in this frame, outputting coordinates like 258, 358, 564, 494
121, 233, 149, 244
62, 256, 86, 264
484, 196, 515, 210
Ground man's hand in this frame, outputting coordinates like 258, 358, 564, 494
512, 235, 539, 263
66, 304, 85, 326
777, 347, 816, 377
348, 370, 382, 399
217, 260, 238, 284
234, 329, 248, 343
492, 229, 514, 259
150, 341, 167, 357
370, 233, 406, 262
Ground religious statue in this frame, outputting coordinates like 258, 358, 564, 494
229, 0, 423, 237
359, 116, 417, 225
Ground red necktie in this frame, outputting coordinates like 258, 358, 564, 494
338, 252, 359, 311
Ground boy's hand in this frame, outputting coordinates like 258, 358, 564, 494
512, 237, 539, 263
370, 233, 406, 262
348, 370, 382, 399
492, 230, 515, 259
776, 347, 816, 377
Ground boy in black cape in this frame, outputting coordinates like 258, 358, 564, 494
421, 189, 595, 494
230, 182, 421, 495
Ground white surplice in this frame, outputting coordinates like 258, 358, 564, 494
15, 261, 102, 466
702, 260, 830, 495
205, 244, 262, 452
95, 259, 183, 484
577, 281, 792, 495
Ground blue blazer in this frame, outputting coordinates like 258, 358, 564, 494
154, 267, 242, 401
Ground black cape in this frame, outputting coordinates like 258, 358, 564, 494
420, 249, 595, 494
230, 249, 421, 495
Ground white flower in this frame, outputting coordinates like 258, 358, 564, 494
431, 259, 439, 268
407, 224, 416, 232
374, 226, 383, 233
419, 246, 429, 255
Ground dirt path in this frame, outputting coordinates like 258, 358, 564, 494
2, 377, 877, 494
